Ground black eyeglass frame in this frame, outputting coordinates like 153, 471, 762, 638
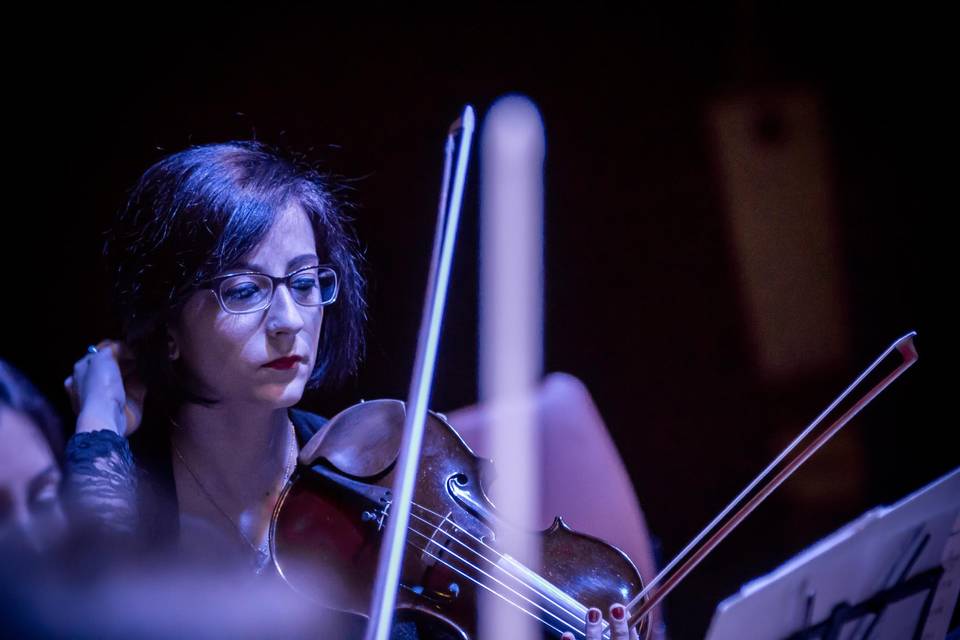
195, 264, 339, 315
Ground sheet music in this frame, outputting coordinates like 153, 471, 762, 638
920, 512, 960, 640
705, 468, 960, 640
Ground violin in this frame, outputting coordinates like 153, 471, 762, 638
271, 399, 648, 639
267, 103, 919, 640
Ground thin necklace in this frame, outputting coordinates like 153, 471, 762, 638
171, 420, 298, 573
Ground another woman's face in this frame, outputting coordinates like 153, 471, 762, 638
0, 407, 66, 552
172, 203, 324, 409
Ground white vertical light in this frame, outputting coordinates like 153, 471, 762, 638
479, 94, 545, 640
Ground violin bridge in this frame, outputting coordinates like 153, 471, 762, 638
421, 511, 458, 566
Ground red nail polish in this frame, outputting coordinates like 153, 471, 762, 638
611, 605, 625, 620
588, 609, 600, 623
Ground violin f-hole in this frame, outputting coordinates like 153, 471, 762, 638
447, 473, 509, 535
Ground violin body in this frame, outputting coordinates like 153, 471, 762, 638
270, 399, 647, 638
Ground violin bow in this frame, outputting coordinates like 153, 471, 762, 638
626, 331, 920, 629
364, 106, 476, 640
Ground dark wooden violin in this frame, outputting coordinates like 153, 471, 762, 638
272, 399, 647, 639
268, 103, 919, 640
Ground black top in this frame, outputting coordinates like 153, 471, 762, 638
62, 409, 452, 640
63, 408, 327, 543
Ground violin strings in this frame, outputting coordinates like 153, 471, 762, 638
405, 536, 577, 637
407, 501, 585, 625
410, 500, 491, 550
403, 534, 585, 638
404, 519, 583, 636
406, 508, 586, 627
407, 506, 505, 570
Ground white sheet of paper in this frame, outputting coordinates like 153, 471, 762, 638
705, 467, 960, 640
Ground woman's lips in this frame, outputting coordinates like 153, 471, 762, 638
263, 356, 302, 370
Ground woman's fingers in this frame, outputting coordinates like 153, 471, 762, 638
64, 374, 78, 414
609, 603, 630, 640
585, 607, 603, 640
65, 351, 94, 414
69, 342, 129, 435
97, 339, 146, 435
580, 603, 638, 640
98, 339, 135, 370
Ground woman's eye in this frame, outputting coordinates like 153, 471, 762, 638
32, 494, 58, 514
223, 281, 262, 301
31, 480, 60, 513
291, 277, 318, 291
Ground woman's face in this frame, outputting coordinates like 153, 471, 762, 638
0, 407, 66, 552
172, 203, 324, 409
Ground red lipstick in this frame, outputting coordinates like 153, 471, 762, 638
263, 356, 302, 370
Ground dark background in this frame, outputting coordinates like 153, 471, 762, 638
3, 6, 951, 638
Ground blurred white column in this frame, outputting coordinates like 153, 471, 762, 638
479, 94, 546, 640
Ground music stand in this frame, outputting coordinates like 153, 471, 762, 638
705, 467, 960, 640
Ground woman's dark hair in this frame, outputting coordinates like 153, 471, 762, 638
106, 141, 366, 412
0, 359, 64, 463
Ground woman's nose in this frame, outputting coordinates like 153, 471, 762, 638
265, 284, 307, 335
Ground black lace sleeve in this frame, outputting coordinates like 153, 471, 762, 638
63, 429, 139, 536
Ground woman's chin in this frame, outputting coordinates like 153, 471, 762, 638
253, 380, 307, 408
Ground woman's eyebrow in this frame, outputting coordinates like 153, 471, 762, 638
223, 261, 263, 273
287, 254, 320, 269
223, 255, 318, 273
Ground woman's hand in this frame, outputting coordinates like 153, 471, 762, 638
64, 340, 145, 436
561, 603, 641, 640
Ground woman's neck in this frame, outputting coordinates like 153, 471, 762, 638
173, 402, 293, 486
170, 401, 298, 563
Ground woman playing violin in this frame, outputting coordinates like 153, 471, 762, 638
65, 141, 642, 639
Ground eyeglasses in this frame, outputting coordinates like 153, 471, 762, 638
198, 265, 339, 314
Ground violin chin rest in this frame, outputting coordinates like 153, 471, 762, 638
299, 399, 407, 478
